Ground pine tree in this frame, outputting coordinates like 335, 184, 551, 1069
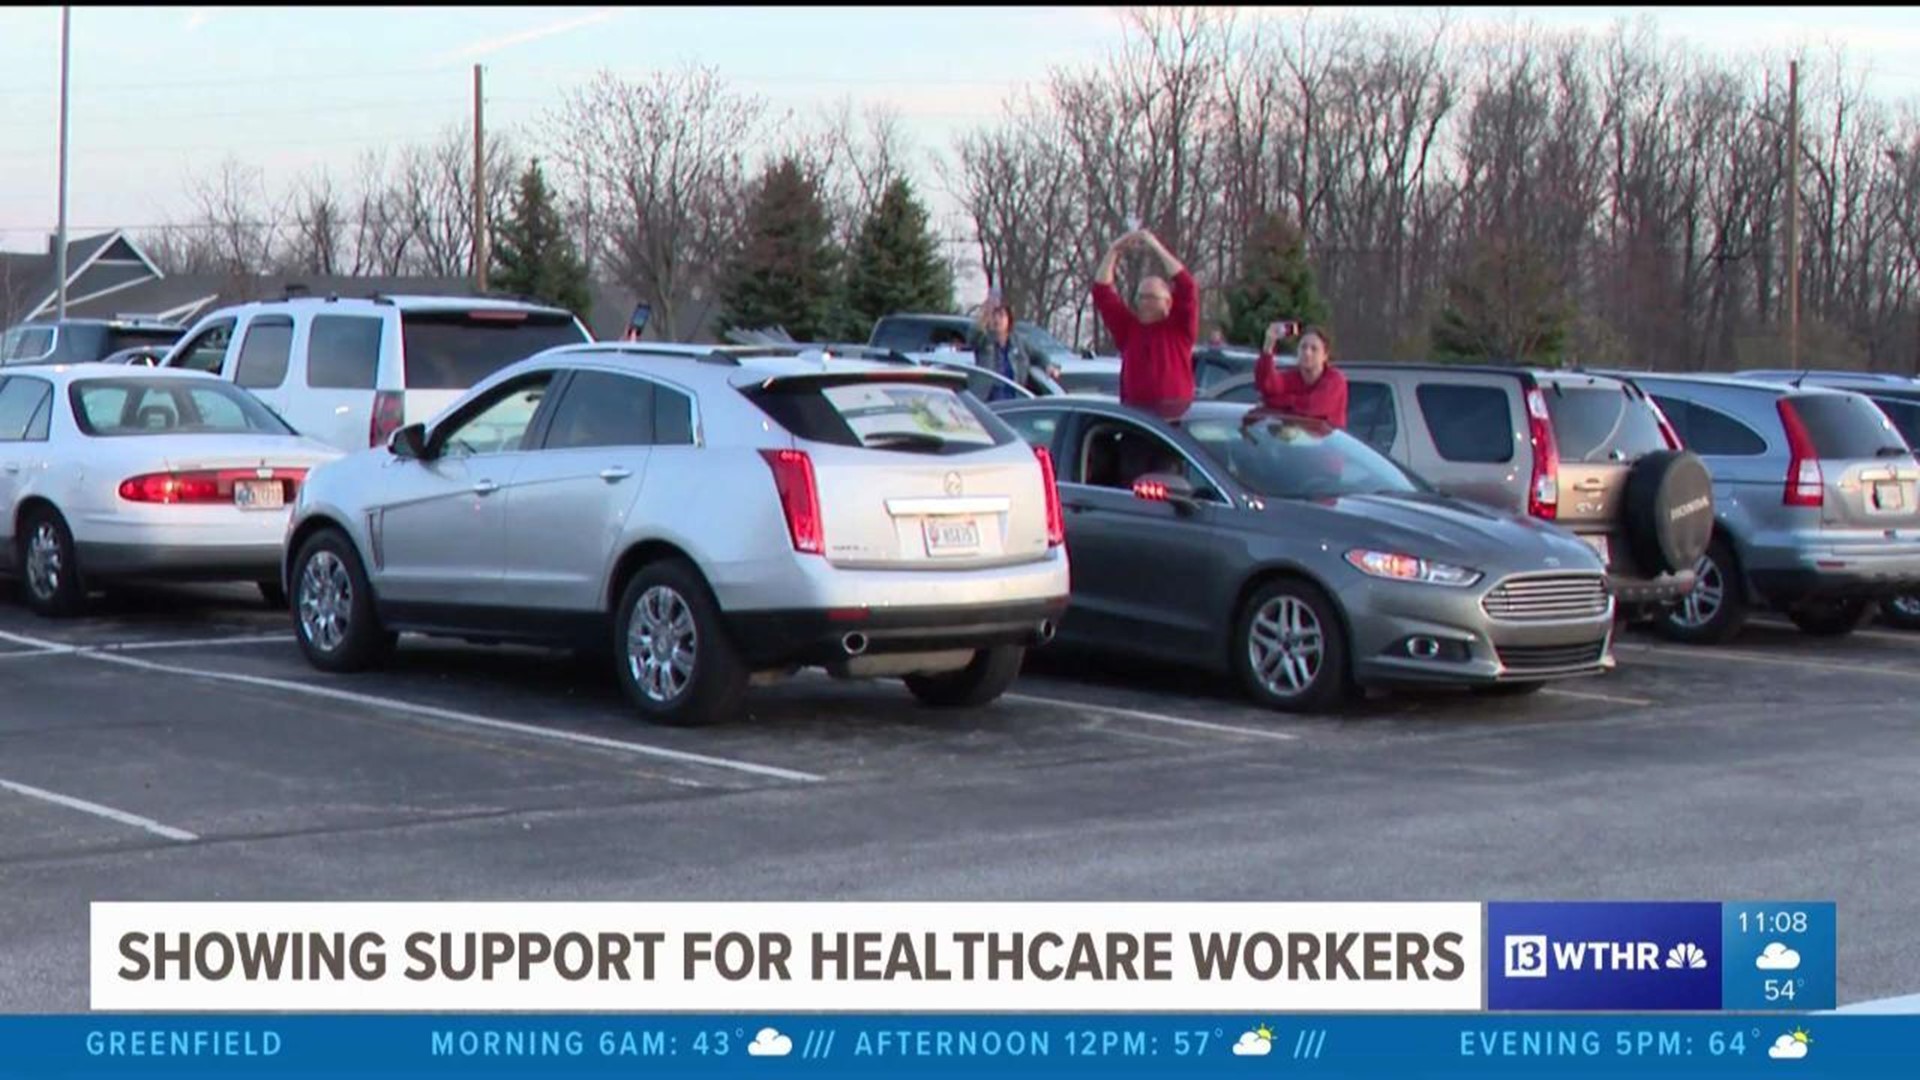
1430, 234, 1575, 366
846, 178, 954, 332
721, 157, 842, 342
490, 160, 591, 319
1223, 212, 1330, 348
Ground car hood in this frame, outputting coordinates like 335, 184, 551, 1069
1265, 491, 1603, 573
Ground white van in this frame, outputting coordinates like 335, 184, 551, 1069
163, 295, 590, 450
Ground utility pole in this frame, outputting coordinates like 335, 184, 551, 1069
1787, 59, 1800, 370
472, 63, 488, 293
54, 5, 71, 321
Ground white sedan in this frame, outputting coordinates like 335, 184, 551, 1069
0, 364, 342, 616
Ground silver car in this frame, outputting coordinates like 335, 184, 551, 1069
284, 344, 1071, 726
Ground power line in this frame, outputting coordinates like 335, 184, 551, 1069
0, 65, 459, 100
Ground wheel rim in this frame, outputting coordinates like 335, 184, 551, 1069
297, 551, 353, 653
25, 522, 62, 600
1673, 551, 1724, 629
627, 585, 697, 704
1247, 595, 1325, 698
1890, 594, 1920, 619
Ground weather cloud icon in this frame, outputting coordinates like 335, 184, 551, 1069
1769, 1031, 1811, 1060
1756, 943, 1802, 971
1233, 1026, 1275, 1057
748, 1029, 793, 1057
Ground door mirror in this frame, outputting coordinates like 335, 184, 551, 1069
1132, 471, 1198, 510
388, 422, 430, 460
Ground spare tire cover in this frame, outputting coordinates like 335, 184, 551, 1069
1622, 450, 1715, 575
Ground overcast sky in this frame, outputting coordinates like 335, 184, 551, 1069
2, 5, 1917, 255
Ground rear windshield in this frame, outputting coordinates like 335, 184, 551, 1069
1543, 383, 1670, 462
104, 327, 183, 355
1788, 393, 1909, 459
1185, 412, 1423, 500
400, 310, 585, 390
746, 379, 1016, 455
70, 378, 294, 437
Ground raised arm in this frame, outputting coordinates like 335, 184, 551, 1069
1090, 234, 1139, 347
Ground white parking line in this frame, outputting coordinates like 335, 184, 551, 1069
1539, 686, 1654, 706
1616, 640, 1920, 679
1003, 693, 1300, 743
0, 777, 198, 842
0, 628, 821, 785
99, 633, 294, 653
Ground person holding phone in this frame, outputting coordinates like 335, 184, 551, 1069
1091, 226, 1199, 409
622, 302, 651, 342
1255, 322, 1347, 429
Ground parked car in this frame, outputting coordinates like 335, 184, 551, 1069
284, 343, 1070, 727
868, 313, 1080, 388
163, 295, 590, 452
1050, 356, 1121, 397
991, 397, 1617, 711
1214, 363, 1710, 615
1190, 345, 1271, 396
1737, 369, 1920, 389
0, 364, 341, 615
1, 317, 184, 367
1613, 373, 1920, 641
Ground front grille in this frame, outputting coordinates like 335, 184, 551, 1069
1495, 640, 1608, 672
1482, 573, 1610, 621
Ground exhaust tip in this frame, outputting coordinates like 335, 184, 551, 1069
841, 632, 869, 657
1037, 620, 1057, 645
1409, 636, 1441, 660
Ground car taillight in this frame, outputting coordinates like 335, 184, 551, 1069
118, 468, 307, 505
1777, 398, 1824, 507
1034, 446, 1065, 547
370, 391, 405, 448
1646, 396, 1683, 450
1524, 386, 1559, 520
759, 448, 824, 555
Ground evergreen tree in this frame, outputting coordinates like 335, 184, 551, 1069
1223, 212, 1330, 348
1430, 234, 1575, 365
490, 160, 591, 319
846, 178, 954, 331
722, 157, 842, 341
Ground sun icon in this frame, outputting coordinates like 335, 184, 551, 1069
1254, 1024, 1275, 1042
1790, 1028, 1813, 1046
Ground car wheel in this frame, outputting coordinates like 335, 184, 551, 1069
1880, 594, 1920, 631
1656, 538, 1745, 645
1231, 578, 1350, 713
290, 530, 394, 673
614, 559, 746, 727
258, 579, 288, 610
1786, 597, 1869, 637
17, 507, 85, 617
904, 646, 1025, 708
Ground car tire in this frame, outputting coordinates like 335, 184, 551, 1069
258, 580, 288, 610
1786, 597, 1869, 637
1231, 578, 1351, 713
17, 507, 85, 617
1880, 594, 1920, 631
1473, 680, 1548, 697
1656, 538, 1746, 645
290, 530, 395, 673
613, 559, 747, 727
904, 646, 1025, 708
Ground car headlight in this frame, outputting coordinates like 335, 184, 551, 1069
1343, 549, 1482, 588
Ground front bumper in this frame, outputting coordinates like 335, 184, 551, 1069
725, 597, 1069, 669
1345, 575, 1616, 687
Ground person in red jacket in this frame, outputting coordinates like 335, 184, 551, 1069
1090, 228, 1199, 409
1254, 322, 1348, 429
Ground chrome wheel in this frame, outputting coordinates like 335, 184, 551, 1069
25, 521, 63, 600
297, 551, 353, 653
627, 585, 697, 704
1247, 595, 1324, 698
1673, 551, 1724, 629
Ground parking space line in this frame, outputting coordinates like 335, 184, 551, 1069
1539, 686, 1655, 706
1616, 640, 1920, 679
1003, 693, 1300, 743
0, 628, 821, 785
0, 777, 198, 842
97, 633, 294, 653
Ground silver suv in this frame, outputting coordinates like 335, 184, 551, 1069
1621, 373, 1920, 641
283, 344, 1070, 726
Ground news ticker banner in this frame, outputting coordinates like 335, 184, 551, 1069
90, 900, 1834, 1013
4, 1016, 1916, 1078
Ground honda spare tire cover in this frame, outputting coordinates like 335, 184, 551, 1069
1622, 450, 1714, 575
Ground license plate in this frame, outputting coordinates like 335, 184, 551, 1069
1580, 533, 1611, 565
1874, 482, 1905, 511
922, 515, 980, 556
234, 479, 285, 510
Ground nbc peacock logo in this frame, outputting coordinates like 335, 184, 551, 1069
1664, 942, 1708, 970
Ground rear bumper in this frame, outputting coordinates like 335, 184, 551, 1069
76, 541, 282, 581
725, 597, 1069, 669
1607, 569, 1695, 605
1746, 542, 1920, 602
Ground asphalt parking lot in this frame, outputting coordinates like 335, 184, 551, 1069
1, 584, 1916, 1011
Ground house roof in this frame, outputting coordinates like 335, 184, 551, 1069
0, 231, 163, 326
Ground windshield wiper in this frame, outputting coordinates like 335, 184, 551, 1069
864, 431, 947, 451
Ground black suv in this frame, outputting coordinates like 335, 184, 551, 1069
1, 317, 185, 367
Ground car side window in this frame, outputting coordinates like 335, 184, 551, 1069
233, 315, 295, 389
1003, 409, 1066, 452
1075, 419, 1221, 501
1872, 397, 1920, 449
1216, 381, 1259, 404
0, 377, 53, 440
172, 319, 236, 374
1654, 395, 1766, 457
653, 385, 695, 446
542, 370, 656, 450
1416, 383, 1515, 463
3, 327, 54, 364
307, 315, 384, 389
437, 374, 553, 458
1347, 381, 1398, 455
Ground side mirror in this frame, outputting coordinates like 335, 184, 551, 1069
388, 423, 429, 460
1132, 471, 1198, 511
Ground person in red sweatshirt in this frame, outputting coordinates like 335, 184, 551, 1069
1090, 228, 1199, 409
1254, 322, 1348, 429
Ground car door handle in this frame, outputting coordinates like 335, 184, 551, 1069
1063, 501, 1094, 514
2, 463, 18, 474
1574, 478, 1607, 491
599, 467, 633, 483
472, 480, 500, 496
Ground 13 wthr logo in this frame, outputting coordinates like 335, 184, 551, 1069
1487, 903, 1722, 1010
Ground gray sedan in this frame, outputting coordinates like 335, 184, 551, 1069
993, 397, 1617, 711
